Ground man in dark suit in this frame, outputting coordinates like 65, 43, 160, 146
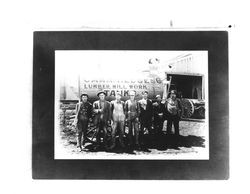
73, 93, 92, 151
125, 90, 140, 149
93, 91, 111, 149
153, 94, 165, 136
138, 91, 153, 146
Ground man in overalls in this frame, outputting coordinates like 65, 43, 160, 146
110, 92, 126, 150
74, 93, 92, 151
93, 91, 111, 150
125, 90, 140, 150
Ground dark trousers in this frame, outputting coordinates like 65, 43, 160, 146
95, 119, 108, 147
127, 118, 139, 146
153, 118, 164, 135
77, 116, 89, 147
167, 114, 180, 135
139, 118, 152, 145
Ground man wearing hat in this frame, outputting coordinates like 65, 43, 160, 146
125, 90, 140, 149
153, 94, 165, 136
164, 90, 182, 135
93, 91, 111, 149
110, 91, 126, 150
74, 93, 92, 150
138, 90, 153, 146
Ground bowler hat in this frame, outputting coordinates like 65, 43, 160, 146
97, 91, 106, 97
116, 91, 122, 96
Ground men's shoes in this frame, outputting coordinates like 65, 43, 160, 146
93, 145, 99, 152
78, 146, 83, 151
135, 144, 141, 151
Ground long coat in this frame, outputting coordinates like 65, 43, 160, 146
152, 101, 164, 121
93, 100, 111, 124
138, 99, 153, 122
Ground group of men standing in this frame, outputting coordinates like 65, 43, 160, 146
73, 90, 182, 151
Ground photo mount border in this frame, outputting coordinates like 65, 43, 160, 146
33, 31, 229, 179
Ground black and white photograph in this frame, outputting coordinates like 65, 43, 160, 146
55, 50, 209, 159
32, 30, 229, 179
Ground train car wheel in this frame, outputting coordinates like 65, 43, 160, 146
180, 99, 195, 118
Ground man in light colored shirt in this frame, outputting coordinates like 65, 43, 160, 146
165, 90, 182, 135
110, 92, 126, 150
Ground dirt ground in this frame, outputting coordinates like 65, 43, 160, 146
56, 120, 208, 159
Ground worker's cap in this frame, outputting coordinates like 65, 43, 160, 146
155, 94, 161, 99
97, 91, 106, 97
170, 90, 177, 95
80, 93, 89, 98
142, 90, 149, 94
129, 90, 136, 96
